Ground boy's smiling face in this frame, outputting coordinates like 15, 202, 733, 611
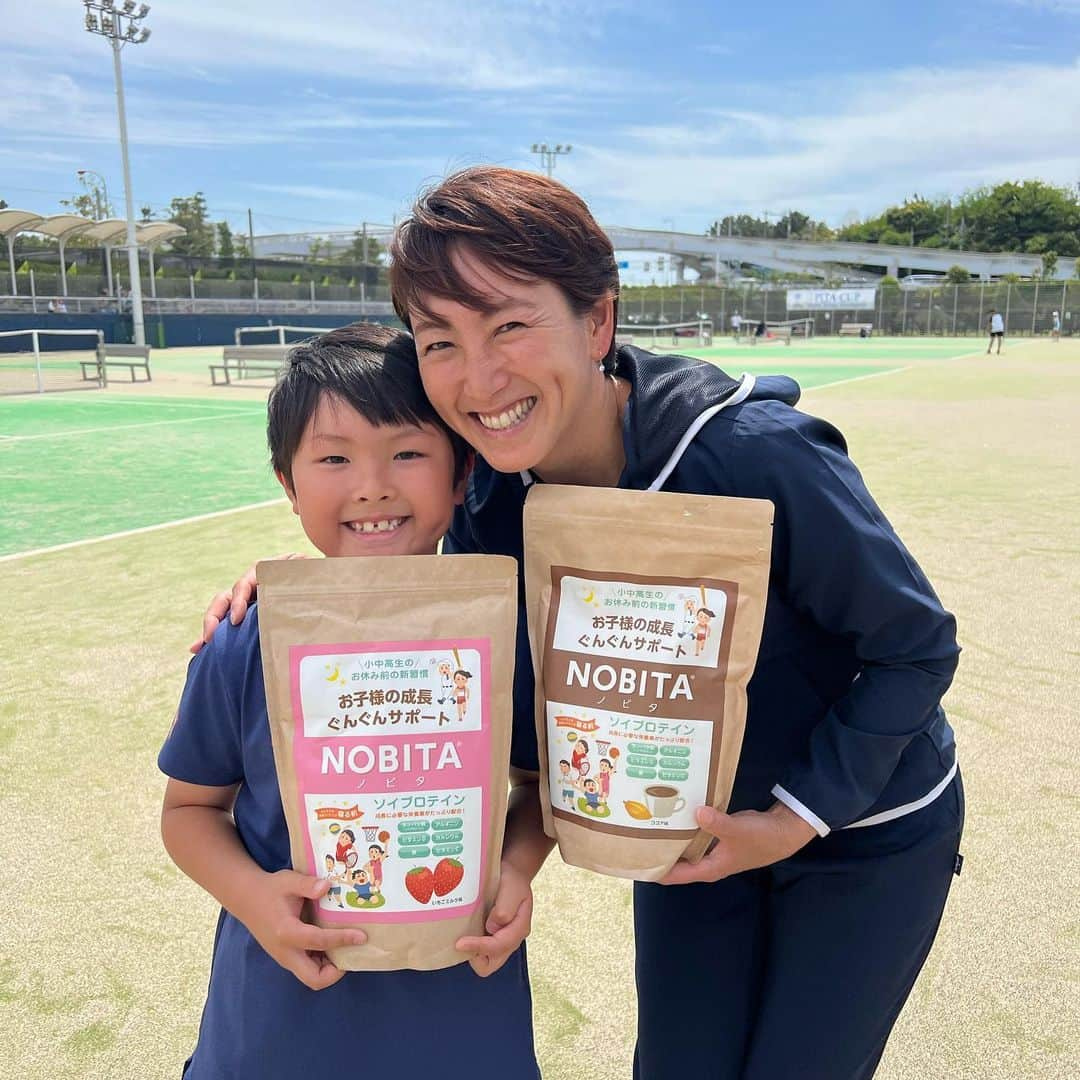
280, 393, 466, 559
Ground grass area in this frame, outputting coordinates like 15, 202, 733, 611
2, 338, 1078, 1078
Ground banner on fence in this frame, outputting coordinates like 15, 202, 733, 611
787, 288, 876, 311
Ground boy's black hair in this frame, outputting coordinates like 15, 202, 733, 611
267, 322, 470, 489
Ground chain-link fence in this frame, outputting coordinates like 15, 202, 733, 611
619, 282, 1079, 336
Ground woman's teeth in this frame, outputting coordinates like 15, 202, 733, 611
348, 517, 405, 534
476, 397, 536, 431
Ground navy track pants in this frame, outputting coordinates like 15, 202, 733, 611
633, 772, 964, 1080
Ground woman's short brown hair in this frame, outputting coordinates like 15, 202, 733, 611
389, 166, 621, 371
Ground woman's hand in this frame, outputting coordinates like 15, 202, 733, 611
659, 802, 817, 885
455, 863, 533, 977
239, 869, 367, 990
189, 553, 308, 654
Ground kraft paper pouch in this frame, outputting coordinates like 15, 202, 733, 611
524, 484, 773, 881
257, 554, 517, 971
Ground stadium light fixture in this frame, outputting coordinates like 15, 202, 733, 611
530, 142, 572, 178
82, 0, 152, 347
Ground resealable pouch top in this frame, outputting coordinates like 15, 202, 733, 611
524, 484, 773, 882
257, 554, 517, 971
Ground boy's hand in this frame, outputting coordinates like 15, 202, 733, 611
241, 870, 367, 991
190, 554, 308, 654
455, 863, 533, 978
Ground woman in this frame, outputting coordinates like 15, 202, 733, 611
205, 166, 963, 1079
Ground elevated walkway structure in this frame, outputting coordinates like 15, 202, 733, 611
250, 222, 1055, 283
604, 227, 1055, 282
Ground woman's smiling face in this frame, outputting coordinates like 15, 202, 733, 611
409, 246, 615, 482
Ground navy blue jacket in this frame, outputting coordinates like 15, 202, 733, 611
444, 346, 959, 835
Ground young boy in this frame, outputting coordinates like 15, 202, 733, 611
159, 325, 539, 1079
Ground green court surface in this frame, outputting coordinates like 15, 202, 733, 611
0, 336, 981, 558
0, 395, 279, 556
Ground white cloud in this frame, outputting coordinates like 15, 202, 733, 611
566, 59, 1080, 226
248, 183, 372, 202
2, 0, 627, 95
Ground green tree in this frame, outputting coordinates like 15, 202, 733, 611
945, 265, 971, 284
1041, 251, 1058, 278
339, 230, 384, 264
217, 221, 236, 260
60, 174, 114, 220
167, 192, 215, 258
140, 204, 154, 223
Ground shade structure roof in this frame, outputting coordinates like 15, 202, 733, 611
0, 210, 186, 248
31, 214, 96, 243
79, 218, 131, 245
0, 209, 46, 240
136, 222, 186, 247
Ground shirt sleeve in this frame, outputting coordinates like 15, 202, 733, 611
723, 404, 960, 832
158, 618, 246, 788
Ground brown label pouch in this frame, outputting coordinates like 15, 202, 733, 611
257, 554, 517, 970
524, 484, 773, 881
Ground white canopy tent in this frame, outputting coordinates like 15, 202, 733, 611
0, 210, 46, 295
78, 218, 130, 298
0, 212, 186, 300
136, 222, 186, 297
29, 214, 96, 297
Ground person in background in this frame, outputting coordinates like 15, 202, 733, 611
987, 309, 1005, 354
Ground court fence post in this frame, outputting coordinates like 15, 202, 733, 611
1005, 282, 1012, 333
952, 286, 958, 335
1031, 281, 1039, 336
978, 282, 984, 335
32, 330, 43, 393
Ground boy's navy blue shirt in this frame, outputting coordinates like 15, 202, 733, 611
159, 609, 538, 1080
444, 346, 959, 834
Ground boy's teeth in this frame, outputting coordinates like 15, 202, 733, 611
477, 396, 536, 431
351, 517, 404, 534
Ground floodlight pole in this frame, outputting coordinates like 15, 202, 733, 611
84, 2, 152, 346
531, 142, 572, 178
110, 27, 145, 345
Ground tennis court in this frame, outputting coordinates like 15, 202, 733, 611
0, 336, 980, 559
2, 336, 1077, 1079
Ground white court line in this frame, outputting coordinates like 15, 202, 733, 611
0, 409, 262, 442
0, 498, 289, 563
806, 366, 910, 391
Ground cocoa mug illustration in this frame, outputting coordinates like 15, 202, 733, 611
644, 784, 686, 819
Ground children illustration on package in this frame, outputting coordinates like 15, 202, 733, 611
544, 574, 736, 834
290, 641, 491, 922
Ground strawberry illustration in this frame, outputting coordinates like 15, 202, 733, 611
432, 858, 464, 897
405, 866, 434, 904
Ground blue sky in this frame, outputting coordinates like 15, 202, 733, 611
3, 0, 1079, 251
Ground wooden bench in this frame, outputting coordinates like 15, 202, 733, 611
210, 345, 290, 385
81, 343, 152, 383
839, 322, 873, 338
